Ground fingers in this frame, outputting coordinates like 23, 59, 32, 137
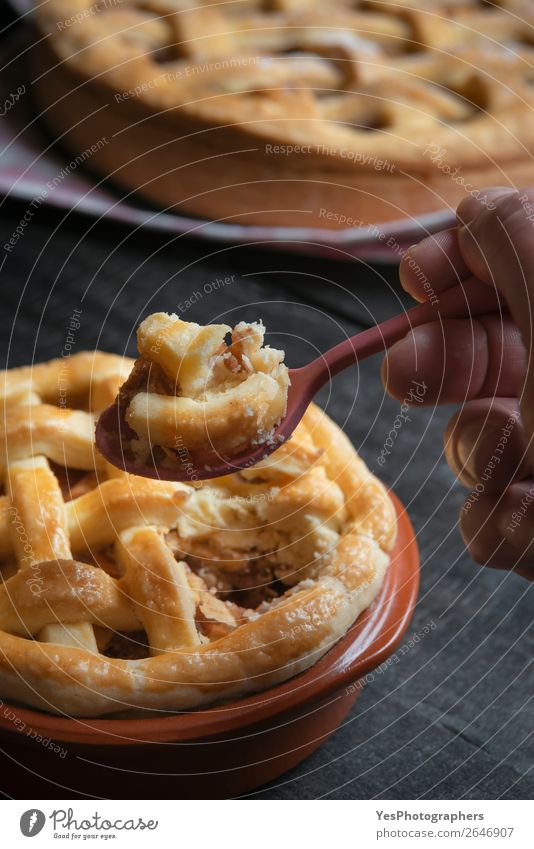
445, 399, 530, 492
456, 187, 534, 452
400, 229, 469, 302
450, 399, 533, 579
457, 188, 534, 347
400, 187, 531, 309
453, 404, 534, 579
393, 187, 534, 580
460, 483, 534, 579
381, 315, 526, 405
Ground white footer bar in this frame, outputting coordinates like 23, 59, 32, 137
3, 799, 530, 848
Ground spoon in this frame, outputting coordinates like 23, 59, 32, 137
96, 280, 502, 481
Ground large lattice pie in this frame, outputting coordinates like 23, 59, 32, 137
0, 350, 396, 716
31, 0, 534, 229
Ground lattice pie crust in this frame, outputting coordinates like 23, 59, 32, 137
31, 0, 534, 228
0, 351, 395, 716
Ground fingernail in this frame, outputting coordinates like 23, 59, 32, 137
499, 509, 519, 540
498, 488, 534, 540
381, 335, 417, 397
457, 197, 486, 228
457, 188, 516, 228
454, 423, 501, 483
382, 336, 412, 378
385, 335, 413, 361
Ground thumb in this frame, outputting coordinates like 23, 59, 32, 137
457, 187, 534, 441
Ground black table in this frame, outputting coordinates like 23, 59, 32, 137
0, 201, 532, 800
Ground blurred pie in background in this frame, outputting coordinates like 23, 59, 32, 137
31, 0, 534, 228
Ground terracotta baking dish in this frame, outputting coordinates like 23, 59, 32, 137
0, 492, 418, 799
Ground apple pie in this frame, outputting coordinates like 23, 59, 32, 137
32, 0, 534, 228
118, 313, 289, 468
0, 350, 395, 716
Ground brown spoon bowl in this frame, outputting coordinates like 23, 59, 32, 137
95, 401, 289, 481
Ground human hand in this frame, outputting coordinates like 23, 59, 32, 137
382, 188, 534, 579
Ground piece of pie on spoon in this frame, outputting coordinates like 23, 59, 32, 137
106, 313, 290, 476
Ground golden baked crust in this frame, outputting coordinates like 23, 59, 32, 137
31, 0, 534, 228
119, 314, 289, 466
0, 350, 395, 716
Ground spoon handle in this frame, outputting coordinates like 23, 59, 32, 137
293, 279, 503, 391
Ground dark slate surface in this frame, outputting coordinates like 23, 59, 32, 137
0, 202, 532, 800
